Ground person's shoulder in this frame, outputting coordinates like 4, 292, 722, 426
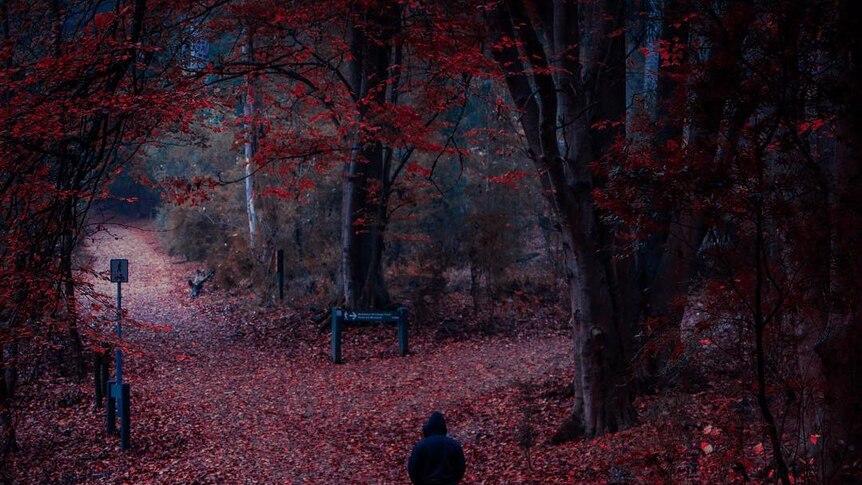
443, 435, 463, 449
412, 436, 437, 449
415, 435, 457, 447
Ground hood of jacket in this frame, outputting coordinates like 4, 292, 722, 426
422, 411, 448, 437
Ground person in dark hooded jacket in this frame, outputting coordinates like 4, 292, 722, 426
407, 411, 466, 485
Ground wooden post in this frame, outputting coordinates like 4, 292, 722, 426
331, 308, 342, 364
277, 249, 284, 300
398, 307, 409, 356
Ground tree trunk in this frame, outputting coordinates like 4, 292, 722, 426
61, 243, 85, 377
242, 28, 258, 251
815, 2, 862, 478
637, 0, 756, 390
641, 0, 662, 119
340, 5, 400, 310
58, 193, 85, 377
643, 0, 701, 323
488, 0, 636, 437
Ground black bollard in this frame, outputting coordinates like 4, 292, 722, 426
106, 380, 116, 434
120, 383, 131, 451
331, 308, 342, 364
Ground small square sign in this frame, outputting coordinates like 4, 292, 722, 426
110, 259, 129, 283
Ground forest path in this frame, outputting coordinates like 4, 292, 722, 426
76, 222, 573, 484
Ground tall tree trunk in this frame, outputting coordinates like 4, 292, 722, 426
641, 0, 662, 119
636, 0, 758, 390
60, 195, 85, 376
488, 0, 636, 437
637, 0, 704, 387
242, 28, 258, 251
61, 240, 85, 377
340, 4, 399, 310
815, 1, 862, 478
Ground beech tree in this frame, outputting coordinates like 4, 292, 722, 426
486, 0, 640, 437
339, 2, 403, 309
484, 0, 780, 439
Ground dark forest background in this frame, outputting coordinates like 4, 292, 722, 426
1, 0, 860, 483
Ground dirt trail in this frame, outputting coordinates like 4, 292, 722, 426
23, 223, 573, 484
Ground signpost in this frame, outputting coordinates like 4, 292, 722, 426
331, 307, 409, 363
107, 259, 131, 451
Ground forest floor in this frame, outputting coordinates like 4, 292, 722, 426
9, 222, 775, 484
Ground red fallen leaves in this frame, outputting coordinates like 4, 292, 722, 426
10, 224, 571, 483
9, 224, 823, 484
